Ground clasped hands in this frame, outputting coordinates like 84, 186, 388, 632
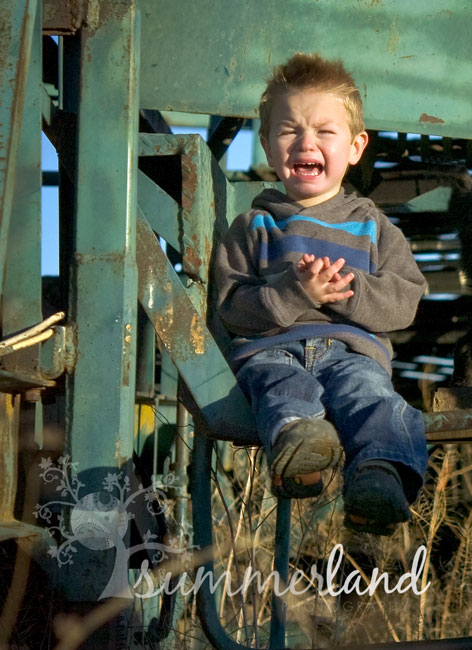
294, 254, 354, 305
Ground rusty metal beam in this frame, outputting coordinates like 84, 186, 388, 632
42, 0, 94, 35
424, 409, 472, 443
136, 211, 257, 443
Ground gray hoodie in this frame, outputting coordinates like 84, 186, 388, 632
215, 188, 427, 373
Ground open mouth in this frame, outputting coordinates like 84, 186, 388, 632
293, 162, 323, 176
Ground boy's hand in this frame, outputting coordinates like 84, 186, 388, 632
294, 254, 354, 304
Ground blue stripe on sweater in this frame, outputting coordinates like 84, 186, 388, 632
259, 236, 376, 273
251, 213, 377, 244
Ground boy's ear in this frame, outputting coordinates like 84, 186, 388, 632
349, 131, 369, 166
260, 135, 273, 167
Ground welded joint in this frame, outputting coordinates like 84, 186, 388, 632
40, 325, 77, 378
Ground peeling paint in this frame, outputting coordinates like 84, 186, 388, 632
184, 244, 202, 275
190, 313, 205, 355
114, 438, 128, 468
419, 112, 445, 125
0, 393, 19, 521
387, 16, 399, 54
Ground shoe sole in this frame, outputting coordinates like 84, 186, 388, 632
269, 419, 341, 478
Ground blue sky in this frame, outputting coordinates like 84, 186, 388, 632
41, 126, 254, 275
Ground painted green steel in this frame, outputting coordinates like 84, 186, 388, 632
137, 170, 181, 251
66, 3, 140, 481
139, 0, 472, 139
136, 213, 257, 443
2, 2, 42, 337
0, 0, 37, 292
62, 0, 141, 602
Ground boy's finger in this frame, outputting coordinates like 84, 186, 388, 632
325, 289, 354, 302
307, 258, 324, 276
331, 273, 354, 290
331, 257, 346, 270
323, 260, 349, 282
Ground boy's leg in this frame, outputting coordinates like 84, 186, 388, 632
236, 341, 324, 445
317, 342, 427, 533
236, 340, 341, 497
320, 347, 427, 501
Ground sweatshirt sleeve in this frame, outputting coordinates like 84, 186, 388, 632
326, 212, 427, 332
214, 213, 319, 334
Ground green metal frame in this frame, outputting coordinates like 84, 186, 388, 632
3, 0, 472, 647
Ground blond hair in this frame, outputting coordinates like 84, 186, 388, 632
259, 52, 365, 141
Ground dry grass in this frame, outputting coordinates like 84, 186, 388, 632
2, 442, 472, 648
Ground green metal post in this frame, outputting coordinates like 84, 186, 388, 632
2, 0, 42, 337
0, 0, 38, 292
64, 0, 140, 601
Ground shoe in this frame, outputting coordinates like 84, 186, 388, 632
268, 418, 341, 499
343, 460, 410, 536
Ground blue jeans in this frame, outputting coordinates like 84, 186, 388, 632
236, 337, 428, 503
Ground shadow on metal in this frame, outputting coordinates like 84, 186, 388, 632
191, 431, 291, 650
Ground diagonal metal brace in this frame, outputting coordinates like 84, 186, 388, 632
136, 211, 257, 443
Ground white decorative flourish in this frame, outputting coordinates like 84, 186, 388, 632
34, 456, 196, 599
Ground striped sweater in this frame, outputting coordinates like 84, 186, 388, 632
215, 188, 427, 373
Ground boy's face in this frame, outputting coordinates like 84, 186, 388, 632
261, 90, 368, 207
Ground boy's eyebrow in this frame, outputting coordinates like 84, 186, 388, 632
275, 118, 340, 127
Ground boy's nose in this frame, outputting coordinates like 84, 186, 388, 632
298, 132, 319, 151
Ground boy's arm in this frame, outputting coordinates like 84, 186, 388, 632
325, 214, 427, 332
215, 215, 320, 334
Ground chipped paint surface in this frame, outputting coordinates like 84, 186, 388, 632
387, 16, 399, 54
190, 313, 205, 355
139, 0, 472, 138
419, 112, 445, 125
0, 394, 19, 521
137, 217, 210, 363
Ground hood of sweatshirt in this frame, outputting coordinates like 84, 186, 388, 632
251, 187, 363, 222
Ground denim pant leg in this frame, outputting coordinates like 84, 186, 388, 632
236, 341, 326, 452
317, 343, 428, 503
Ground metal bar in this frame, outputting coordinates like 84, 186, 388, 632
192, 431, 253, 650
207, 116, 246, 162
138, 0, 472, 139
139, 108, 172, 134
43, 0, 81, 35
0, 0, 38, 292
2, 0, 42, 344
172, 400, 190, 538
63, 0, 140, 601
0, 394, 21, 525
424, 409, 472, 443
136, 212, 257, 444
269, 498, 291, 649
135, 304, 156, 400
137, 169, 181, 251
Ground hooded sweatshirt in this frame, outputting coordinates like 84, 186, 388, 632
214, 188, 427, 374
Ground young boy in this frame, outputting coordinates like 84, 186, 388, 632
214, 52, 428, 535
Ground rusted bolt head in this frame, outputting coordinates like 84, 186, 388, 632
24, 388, 42, 402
